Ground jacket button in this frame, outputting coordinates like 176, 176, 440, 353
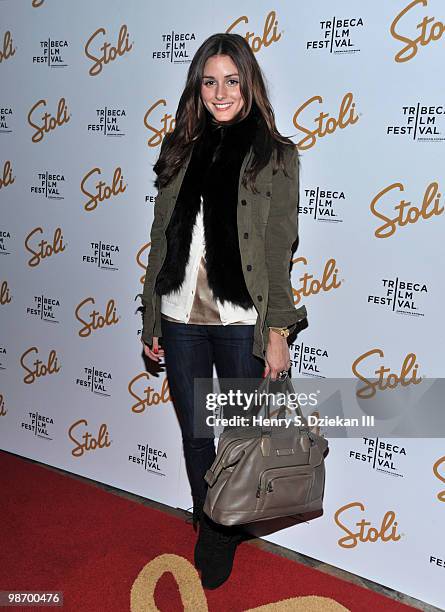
246, 264, 252, 271
266, 191, 271, 197
257, 295, 263, 301
243, 232, 249, 239
241, 199, 247, 206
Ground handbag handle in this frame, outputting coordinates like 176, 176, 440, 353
247, 373, 310, 429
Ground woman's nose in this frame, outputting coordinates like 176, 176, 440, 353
215, 82, 228, 99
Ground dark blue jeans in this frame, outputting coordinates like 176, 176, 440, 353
160, 316, 265, 503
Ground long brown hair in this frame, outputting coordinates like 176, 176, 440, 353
153, 33, 298, 193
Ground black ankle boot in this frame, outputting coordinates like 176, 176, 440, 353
198, 513, 245, 589
193, 499, 212, 569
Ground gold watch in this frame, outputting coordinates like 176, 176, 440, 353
269, 326, 290, 338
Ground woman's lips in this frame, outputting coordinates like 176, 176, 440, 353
213, 102, 233, 111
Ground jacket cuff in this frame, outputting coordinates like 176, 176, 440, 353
141, 296, 163, 347
265, 305, 308, 331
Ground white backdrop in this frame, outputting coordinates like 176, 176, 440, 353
1, 1, 444, 608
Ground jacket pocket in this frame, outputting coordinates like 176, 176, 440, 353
253, 188, 271, 226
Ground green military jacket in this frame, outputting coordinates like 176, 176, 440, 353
140, 141, 307, 361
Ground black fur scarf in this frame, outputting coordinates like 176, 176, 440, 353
154, 105, 263, 308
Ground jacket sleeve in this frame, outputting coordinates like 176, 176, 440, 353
142, 187, 166, 294
139, 137, 171, 345
264, 145, 307, 334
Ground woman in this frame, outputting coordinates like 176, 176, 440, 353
140, 33, 307, 589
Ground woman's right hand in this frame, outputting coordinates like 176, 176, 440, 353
142, 336, 165, 362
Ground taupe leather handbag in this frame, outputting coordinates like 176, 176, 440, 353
203, 375, 329, 526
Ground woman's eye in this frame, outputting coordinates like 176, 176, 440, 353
203, 79, 239, 87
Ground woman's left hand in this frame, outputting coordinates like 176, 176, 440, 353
264, 332, 291, 381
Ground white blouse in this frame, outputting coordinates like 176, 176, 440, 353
160, 198, 258, 325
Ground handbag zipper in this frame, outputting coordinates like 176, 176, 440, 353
263, 471, 313, 493
256, 453, 313, 498
256, 465, 294, 497
256, 481, 274, 497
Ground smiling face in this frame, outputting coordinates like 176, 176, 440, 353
200, 54, 245, 123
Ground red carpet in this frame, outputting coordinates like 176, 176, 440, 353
0, 450, 417, 611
